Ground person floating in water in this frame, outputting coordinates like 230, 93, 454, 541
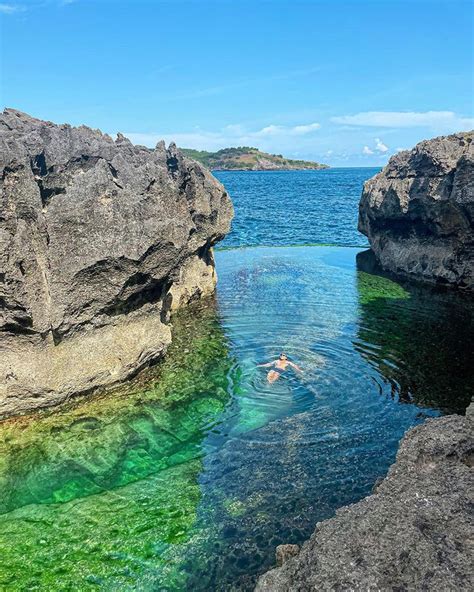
258, 353, 303, 383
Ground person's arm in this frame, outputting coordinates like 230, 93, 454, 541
289, 361, 303, 372
257, 360, 276, 367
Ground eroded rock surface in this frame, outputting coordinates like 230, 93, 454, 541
359, 132, 474, 288
256, 406, 474, 591
0, 109, 233, 417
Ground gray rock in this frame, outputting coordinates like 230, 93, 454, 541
275, 545, 300, 567
359, 132, 474, 288
0, 109, 233, 417
256, 405, 474, 591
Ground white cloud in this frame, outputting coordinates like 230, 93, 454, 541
375, 138, 388, 153
291, 123, 321, 135
124, 121, 321, 152
0, 1, 73, 13
222, 124, 246, 135
331, 110, 474, 131
257, 125, 283, 136
254, 123, 320, 137
0, 3, 24, 13
362, 146, 374, 155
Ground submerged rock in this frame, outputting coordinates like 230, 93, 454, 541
255, 405, 474, 591
0, 109, 233, 417
0, 300, 235, 590
359, 132, 474, 288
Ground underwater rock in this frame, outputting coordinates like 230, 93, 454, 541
255, 404, 474, 591
0, 301, 235, 590
358, 132, 474, 288
0, 109, 233, 417
355, 251, 474, 414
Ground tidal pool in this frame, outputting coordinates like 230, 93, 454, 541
0, 246, 472, 591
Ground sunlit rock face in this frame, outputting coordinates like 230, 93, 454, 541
359, 132, 474, 288
0, 109, 233, 417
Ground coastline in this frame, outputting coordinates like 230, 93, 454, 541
256, 402, 474, 591
210, 167, 329, 172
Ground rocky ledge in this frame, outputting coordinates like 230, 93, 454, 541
256, 405, 474, 591
0, 109, 233, 418
359, 132, 474, 288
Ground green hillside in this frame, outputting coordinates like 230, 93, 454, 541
181, 146, 329, 170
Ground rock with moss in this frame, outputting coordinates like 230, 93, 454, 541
0, 109, 233, 417
0, 300, 234, 590
358, 132, 474, 288
355, 250, 474, 413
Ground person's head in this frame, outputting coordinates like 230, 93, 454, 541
279, 352, 288, 360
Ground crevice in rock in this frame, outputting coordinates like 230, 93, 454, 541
197, 241, 213, 265
2, 163, 24, 180
38, 184, 66, 206
63, 154, 101, 174
107, 162, 119, 178
166, 155, 179, 175
145, 178, 156, 192
102, 275, 171, 318
31, 152, 47, 177
30, 152, 67, 206
369, 216, 433, 240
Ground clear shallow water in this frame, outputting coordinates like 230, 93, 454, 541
1, 246, 473, 591
215, 168, 379, 248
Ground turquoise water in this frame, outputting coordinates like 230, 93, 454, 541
215, 168, 379, 248
1, 245, 472, 590
1, 170, 473, 590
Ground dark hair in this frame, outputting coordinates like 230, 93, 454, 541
279, 352, 287, 359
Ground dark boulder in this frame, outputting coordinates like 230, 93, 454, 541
359, 132, 474, 288
256, 405, 474, 591
0, 109, 233, 417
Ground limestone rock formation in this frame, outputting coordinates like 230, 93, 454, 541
0, 109, 233, 417
359, 132, 474, 288
255, 406, 474, 591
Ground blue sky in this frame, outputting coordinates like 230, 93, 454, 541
1, 0, 473, 166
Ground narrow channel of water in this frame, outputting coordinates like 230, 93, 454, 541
1, 246, 472, 590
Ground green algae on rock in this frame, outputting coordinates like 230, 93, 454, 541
0, 299, 235, 591
355, 252, 474, 413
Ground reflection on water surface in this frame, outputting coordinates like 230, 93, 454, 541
0, 246, 472, 591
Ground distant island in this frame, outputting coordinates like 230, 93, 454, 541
181, 146, 329, 171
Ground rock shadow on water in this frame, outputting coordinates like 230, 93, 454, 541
0, 298, 236, 591
355, 249, 474, 414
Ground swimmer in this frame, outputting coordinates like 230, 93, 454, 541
257, 352, 303, 383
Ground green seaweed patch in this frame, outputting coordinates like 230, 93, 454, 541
0, 299, 236, 590
0, 460, 201, 591
356, 271, 410, 305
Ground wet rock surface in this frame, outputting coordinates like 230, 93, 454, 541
255, 405, 474, 591
359, 132, 474, 288
0, 109, 233, 417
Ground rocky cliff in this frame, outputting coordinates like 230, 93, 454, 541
359, 132, 474, 288
0, 109, 233, 417
256, 404, 474, 591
